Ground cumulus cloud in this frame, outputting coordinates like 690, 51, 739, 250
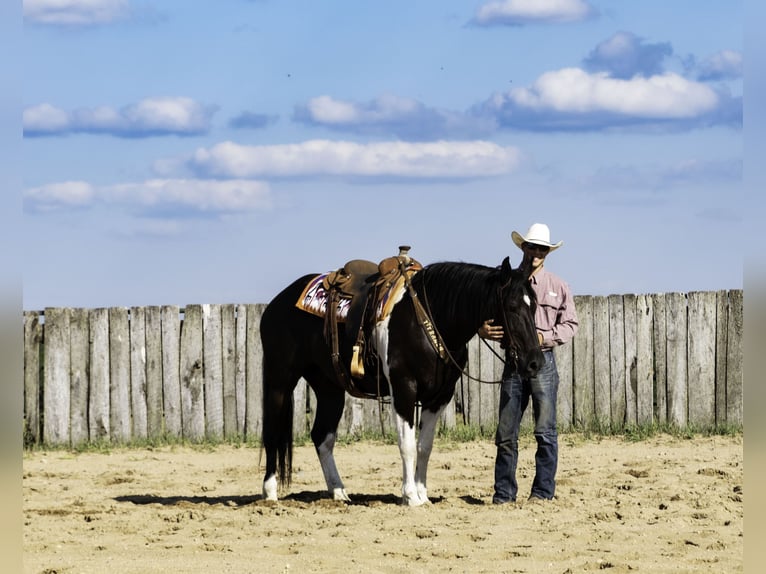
696, 50, 743, 81
472, 0, 596, 26
476, 67, 741, 131
584, 32, 673, 79
189, 140, 522, 179
293, 94, 494, 140
24, 0, 130, 25
24, 179, 271, 215
24, 97, 216, 138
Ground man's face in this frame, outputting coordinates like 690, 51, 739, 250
522, 242, 550, 269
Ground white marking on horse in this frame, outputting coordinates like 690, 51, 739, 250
372, 285, 441, 506
316, 434, 351, 501
263, 474, 278, 501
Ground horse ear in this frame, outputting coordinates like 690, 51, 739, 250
501, 256, 512, 275
518, 254, 533, 280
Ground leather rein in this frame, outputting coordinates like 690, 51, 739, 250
402, 265, 518, 385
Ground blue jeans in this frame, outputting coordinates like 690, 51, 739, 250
493, 350, 559, 503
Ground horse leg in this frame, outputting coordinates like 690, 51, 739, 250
393, 406, 425, 506
261, 357, 300, 502
414, 406, 446, 504
310, 385, 351, 502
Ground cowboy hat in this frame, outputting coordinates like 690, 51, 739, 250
511, 223, 563, 253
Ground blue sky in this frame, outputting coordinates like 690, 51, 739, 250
21, 0, 744, 311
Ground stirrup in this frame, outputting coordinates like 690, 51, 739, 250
350, 344, 365, 378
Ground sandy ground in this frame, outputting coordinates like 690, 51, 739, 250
23, 434, 742, 574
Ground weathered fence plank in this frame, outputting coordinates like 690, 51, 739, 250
623, 294, 637, 426
554, 342, 573, 429
635, 295, 654, 425
23, 311, 42, 445
592, 296, 610, 426
480, 339, 500, 430
145, 306, 163, 439
221, 304, 238, 438
608, 295, 626, 426
89, 308, 110, 441
203, 304, 224, 441
180, 305, 205, 441
666, 293, 688, 426
466, 336, 482, 428
235, 304, 248, 436
573, 296, 594, 427
69, 308, 90, 445
725, 290, 743, 425
293, 379, 309, 437
129, 306, 148, 440
687, 292, 716, 428
109, 307, 131, 443
245, 304, 265, 439
715, 291, 728, 426
651, 294, 667, 424
161, 306, 182, 438
43, 307, 71, 445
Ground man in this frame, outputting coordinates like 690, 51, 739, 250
479, 223, 578, 504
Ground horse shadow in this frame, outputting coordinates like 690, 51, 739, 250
114, 492, 476, 507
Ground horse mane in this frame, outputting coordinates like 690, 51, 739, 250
412, 261, 502, 323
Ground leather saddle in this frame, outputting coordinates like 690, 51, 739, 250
323, 246, 421, 396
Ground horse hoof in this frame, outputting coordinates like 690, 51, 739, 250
332, 488, 352, 502
263, 476, 279, 501
401, 496, 430, 507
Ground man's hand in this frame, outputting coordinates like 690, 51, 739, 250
478, 319, 504, 341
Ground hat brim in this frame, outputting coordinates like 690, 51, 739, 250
511, 230, 563, 253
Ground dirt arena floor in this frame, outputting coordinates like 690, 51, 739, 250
23, 434, 742, 573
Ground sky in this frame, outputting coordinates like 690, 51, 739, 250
20, 0, 746, 312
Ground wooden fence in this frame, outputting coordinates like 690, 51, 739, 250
22, 290, 743, 447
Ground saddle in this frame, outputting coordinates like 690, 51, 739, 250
323, 246, 422, 397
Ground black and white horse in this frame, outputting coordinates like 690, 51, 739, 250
259, 256, 543, 506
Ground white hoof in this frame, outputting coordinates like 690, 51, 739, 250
332, 487, 352, 502
262, 476, 278, 501
401, 492, 431, 507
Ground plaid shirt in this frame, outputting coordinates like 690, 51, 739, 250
529, 267, 578, 349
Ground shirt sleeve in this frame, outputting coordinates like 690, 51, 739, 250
549, 282, 578, 347
535, 275, 578, 348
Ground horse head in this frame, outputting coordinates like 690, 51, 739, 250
496, 256, 544, 378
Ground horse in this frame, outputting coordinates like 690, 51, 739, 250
259, 255, 544, 506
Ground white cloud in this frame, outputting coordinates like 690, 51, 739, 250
476, 67, 740, 130
24, 97, 215, 137
190, 140, 522, 179
697, 50, 743, 81
24, 0, 129, 25
509, 68, 718, 117
294, 94, 493, 140
24, 181, 95, 211
23, 103, 71, 133
474, 0, 595, 26
24, 179, 271, 215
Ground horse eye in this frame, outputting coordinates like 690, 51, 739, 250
523, 294, 530, 307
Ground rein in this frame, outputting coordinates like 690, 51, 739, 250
412, 267, 513, 385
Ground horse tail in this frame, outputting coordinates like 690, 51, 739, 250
261, 358, 294, 487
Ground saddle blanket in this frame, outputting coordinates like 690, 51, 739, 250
295, 273, 409, 323
296, 273, 351, 321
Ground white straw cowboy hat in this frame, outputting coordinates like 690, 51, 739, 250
511, 223, 563, 253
